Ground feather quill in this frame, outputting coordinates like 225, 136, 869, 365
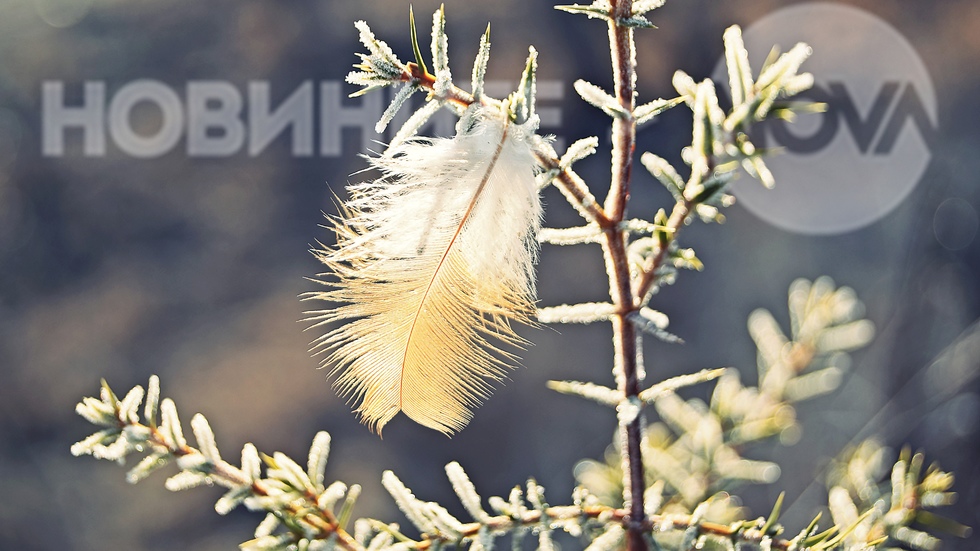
307, 105, 542, 435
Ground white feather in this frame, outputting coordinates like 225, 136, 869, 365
307, 105, 542, 435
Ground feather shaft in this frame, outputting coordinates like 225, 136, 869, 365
400, 125, 509, 409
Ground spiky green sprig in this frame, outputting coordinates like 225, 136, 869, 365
72, 377, 365, 551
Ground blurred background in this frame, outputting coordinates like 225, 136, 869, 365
0, 0, 977, 549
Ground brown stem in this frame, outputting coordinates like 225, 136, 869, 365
533, 149, 610, 226
409, 504, 794, 551
404, 63, 473, 108
633, 198, 693, 306
605, 1, 637, 221
603, 2, 646, 550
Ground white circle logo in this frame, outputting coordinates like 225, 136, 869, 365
713, 3, 938, 234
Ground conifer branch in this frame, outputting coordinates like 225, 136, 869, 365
371, 45, 610, 226
72, 374, 966, 551
72, 377, 365, 551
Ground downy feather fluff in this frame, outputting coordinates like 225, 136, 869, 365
308, 105, 542, 435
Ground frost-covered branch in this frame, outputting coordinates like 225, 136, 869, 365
72, 378, 365, 551
346, 9, 608, 226
575, 279, 878, 512
72, 375, 965, 551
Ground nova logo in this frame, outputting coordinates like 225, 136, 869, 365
713, 3, 938, 234
751, 81, 937, 156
